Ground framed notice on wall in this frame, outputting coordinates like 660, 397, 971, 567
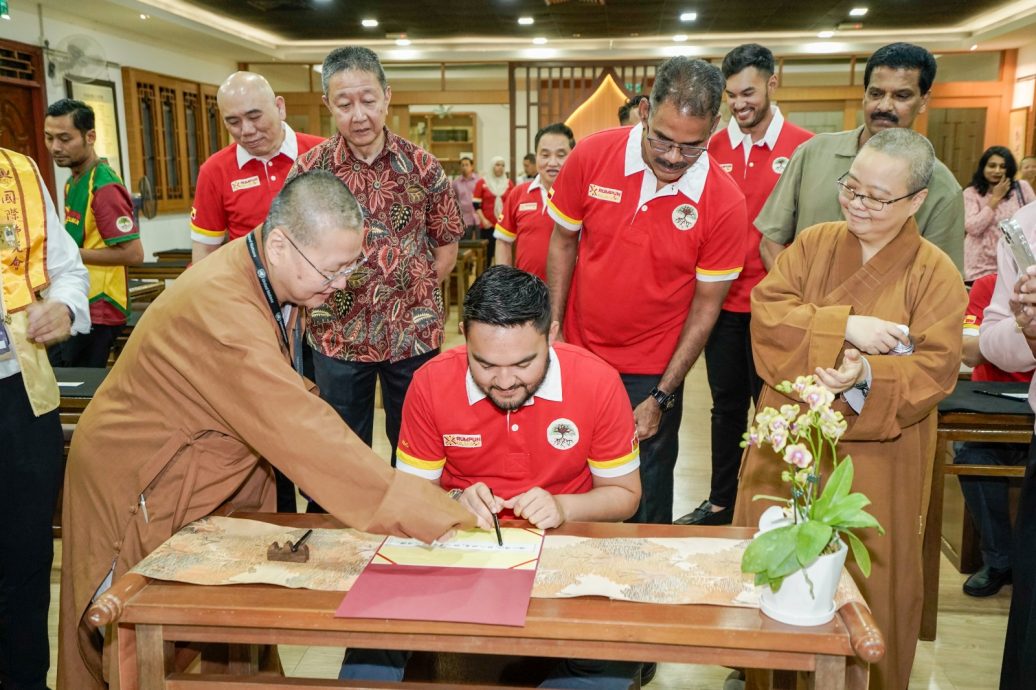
65, 78, 124, 182
1008, 107, 1029, 165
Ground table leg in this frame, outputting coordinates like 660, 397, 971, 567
920, 434, 948, 641
136, 624, 172, 690
811, 655, 846, 690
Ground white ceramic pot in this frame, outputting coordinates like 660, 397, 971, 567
759, 539, 848, 626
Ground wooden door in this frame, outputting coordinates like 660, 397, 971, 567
926, 106, 988, 187
0, 39, 53, 195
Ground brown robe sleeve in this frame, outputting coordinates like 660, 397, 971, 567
190, 299, 475, 543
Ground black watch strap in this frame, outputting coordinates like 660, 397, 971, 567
649, 386, 677, 413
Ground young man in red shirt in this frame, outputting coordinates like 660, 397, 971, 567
677, 44, 813, 526
341, 266, 642, 688
547, 57, 748, 525
495, 123, 576, 281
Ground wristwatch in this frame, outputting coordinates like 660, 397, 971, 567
852, 379, 870, 398
649, 386, 678, 413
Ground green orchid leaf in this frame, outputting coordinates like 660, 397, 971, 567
818, 494, 871, 525
795, 519, 832, 566
844, 530, 872, 577
813, 457, 854, 516
742, 525, 798, 573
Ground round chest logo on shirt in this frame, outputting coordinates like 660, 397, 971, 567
547, 418, 579, 450
116, 216, 134, 234
771, 156, 790, 174
672, 204, 698, 231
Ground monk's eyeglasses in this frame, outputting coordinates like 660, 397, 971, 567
281, 231, 363, 287
836, 173, 926, 212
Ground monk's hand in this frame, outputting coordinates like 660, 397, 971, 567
844, 315, 908, 355
634, 397, 661, 441
503, 487, 565, 529
26, 300, 73, 345
815, 348, 866, 395
457, 482, 503, 531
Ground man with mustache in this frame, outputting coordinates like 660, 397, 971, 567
756, 42, 964, 274
676, 44, 813, 527
546, 57, 748, 526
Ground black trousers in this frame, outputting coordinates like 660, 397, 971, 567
702, 310, 762, 509
307, 349, 439, 512
620, 374, 685, 525
0, 373, 64, 690
47, 324, 122, 368
1001, 438, 1036, 689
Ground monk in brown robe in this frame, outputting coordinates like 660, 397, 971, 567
57, 171, 475, 689
735, 128, 966, 689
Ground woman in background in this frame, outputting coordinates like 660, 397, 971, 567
964, 146, 1034, 281
473, 156, 514, 265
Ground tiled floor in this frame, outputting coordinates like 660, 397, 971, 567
45, 315, 1011, 688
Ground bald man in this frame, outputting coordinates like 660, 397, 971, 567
190, 71, 324, 263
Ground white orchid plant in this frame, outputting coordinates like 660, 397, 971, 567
740, 375, 885, 592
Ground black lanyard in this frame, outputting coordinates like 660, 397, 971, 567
246, 233, 303, 373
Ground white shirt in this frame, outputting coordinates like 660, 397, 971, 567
724, 105, 785, 165
0, 160, 90, 379
623, 122, 710, 210
235, 123, 302, 168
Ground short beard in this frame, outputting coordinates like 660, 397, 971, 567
483, 355, 551, 411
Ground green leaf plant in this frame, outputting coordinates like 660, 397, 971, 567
740, 375, 885, 593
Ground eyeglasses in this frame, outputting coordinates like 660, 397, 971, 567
281, 231, 363, 287
836, 173, 925, 212
644, 127, 708, 162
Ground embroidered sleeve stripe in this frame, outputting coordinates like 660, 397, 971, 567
396, 448, 446, 472
103, 233, 141, 245
696, 266, 742, 282
588, 447, 640, 470
589, 455, 641, 478
190, 223, 227, 244
494, 223, 517, 241
546, 197, 582, 232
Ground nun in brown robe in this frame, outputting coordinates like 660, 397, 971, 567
56, 172, 474, 689
734, 129, 966, 689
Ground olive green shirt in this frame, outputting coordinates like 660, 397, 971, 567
754, 125, 964, 273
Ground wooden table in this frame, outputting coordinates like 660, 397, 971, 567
55, 366, 109, 423
920, 380, 1032, 641
91, 516, 883, 690
153, 248, 191, 264
129, 260, 190, 282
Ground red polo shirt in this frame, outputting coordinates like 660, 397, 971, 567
546, 125, 748, 374
395, 343, 640, 518
709, 109, 813, 312
494, 177, 552, 281
190, 125, 324, 246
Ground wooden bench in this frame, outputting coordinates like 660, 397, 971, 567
921, 380, 1032, 641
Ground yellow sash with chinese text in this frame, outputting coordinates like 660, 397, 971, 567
0, 149, 58, 416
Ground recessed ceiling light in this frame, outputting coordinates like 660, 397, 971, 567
970, 44, 978, 51
849, 7, 868, 17
396, 38, 411, 46
680, 12, 697, 22
139, 13, 150, 20
361, 18, 378, 28
533, 37, 548, 45
673, 34, 688, 42
518, 16, 534, 26
817, 30, 835, 38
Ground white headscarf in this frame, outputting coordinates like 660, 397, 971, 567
483, 156, 510, 217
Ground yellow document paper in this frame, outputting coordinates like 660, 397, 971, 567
373, 527, 544, 570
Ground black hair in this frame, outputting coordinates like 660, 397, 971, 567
534, 122, 576, 150
650, 57, 724, 118
722, 44, 775, 79
617, 94, 650, 125
864, 43, 937, 95
321, 46, 387, 93
45, 98, 94, 137
523, 153, 535, 165
969, 146, 1018, 196
463, 265, 551, 334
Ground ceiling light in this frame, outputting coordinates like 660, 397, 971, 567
361, 18, 378, 28
532, 37, 548, 45
518, 16, 534, 26
849, 7, 868, 17
680, 12, 697, 22
970, 44, 978, 51
817, 30, 835, 38
396, 38, 411, 46
673, 34, 688, 42
139, 13, 150, 20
